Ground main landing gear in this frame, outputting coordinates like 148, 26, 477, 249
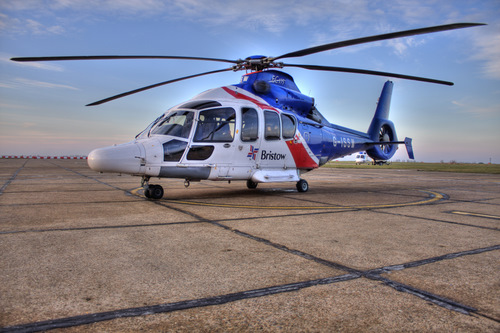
246, 179, 258, 189
246, 179, 309, 192
142, 176, 309, 199
142, 176, 164, 200
296, 179, 309, 192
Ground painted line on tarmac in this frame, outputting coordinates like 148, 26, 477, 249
371, 210, 499, 232
130, 188, 445, 210
450, 211, 500, 220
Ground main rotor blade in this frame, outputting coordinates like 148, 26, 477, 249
283, 63, 454, 86
11, 55, 239, 64
86, 67, 234, 106
274, 23, 485, 61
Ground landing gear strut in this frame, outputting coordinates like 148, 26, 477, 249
142, 176, 164, 199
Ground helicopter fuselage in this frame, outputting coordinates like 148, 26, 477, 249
88, 70, 405, 197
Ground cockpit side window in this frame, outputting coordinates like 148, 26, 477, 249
150, 111, 194, 138
281, 113, 296, 139
241, 108, 258, 142
194, 108, 236, 142
264, 110, 280, 140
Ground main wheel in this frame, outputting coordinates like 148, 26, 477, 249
149, 185, 164, 199
246, 179, 258, 189
296, 179, 309, 192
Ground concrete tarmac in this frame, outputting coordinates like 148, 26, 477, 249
0, 159, 499, 332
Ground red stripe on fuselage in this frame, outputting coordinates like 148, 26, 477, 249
285, 137, 319, 169
222, 86, 277, 112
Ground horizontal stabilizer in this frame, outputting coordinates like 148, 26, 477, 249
364, 137, 414, 159
405, 137, 414, 160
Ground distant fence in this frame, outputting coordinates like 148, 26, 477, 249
1, 156, 87, 160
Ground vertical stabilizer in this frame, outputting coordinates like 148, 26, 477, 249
366, 81, 399, 161
367, 81, 393, 139
374, 81, 393, 119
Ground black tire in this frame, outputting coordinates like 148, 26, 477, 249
144, 187, 152, 198
149, 185, 164, 199
246, 179, 258, 189
296, 179, 309, 192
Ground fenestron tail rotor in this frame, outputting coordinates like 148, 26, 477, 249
11, 22, 485, 105
379, 125, 393, 154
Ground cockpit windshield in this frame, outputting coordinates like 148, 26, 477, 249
150, 111, 194, 138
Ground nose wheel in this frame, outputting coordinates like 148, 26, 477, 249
144, 184, 164, 199
142, 176, 164, 199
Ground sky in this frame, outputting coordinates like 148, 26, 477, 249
0, 0, 499, 163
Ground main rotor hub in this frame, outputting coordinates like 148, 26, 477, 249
232, 55, 283, 72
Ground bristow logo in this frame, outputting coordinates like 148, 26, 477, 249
261, 150, 286, 160
247, 145, 259, 160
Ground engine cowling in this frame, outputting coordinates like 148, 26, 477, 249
366, 120, 398, 161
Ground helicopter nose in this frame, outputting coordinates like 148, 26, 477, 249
88, 142, 143, 174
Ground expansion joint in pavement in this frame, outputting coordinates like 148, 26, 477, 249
0, 160, 27, 195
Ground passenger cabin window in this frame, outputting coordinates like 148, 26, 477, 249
241, 108, 258, 142
264, 111, 280, 140
194, 108, 235, 142
186, 145, 215, 160
281, 114, 296, 139
150, 111, 194, 139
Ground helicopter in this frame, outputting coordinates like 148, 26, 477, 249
11, 23, 484, 199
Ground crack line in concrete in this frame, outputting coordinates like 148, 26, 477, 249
1, 274, 359, 333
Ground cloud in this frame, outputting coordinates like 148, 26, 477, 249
0, 0, 492, 38
12, 61, 64, 72
1, 0, 498, 70
452, 99, 500, 118
0, 102, 35, 110
14, 78, 79, 90
1, 0, 168, 16
471, 26, 500, 79
0, 13, 65, 35
164, 0, 320, 33
0, 0, 369, 35
1, 53, 64, 71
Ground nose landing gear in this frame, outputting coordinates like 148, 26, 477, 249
141, 176, 164, 199
145, 184, 164, 199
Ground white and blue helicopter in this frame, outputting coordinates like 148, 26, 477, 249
12, 23, 484, 199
